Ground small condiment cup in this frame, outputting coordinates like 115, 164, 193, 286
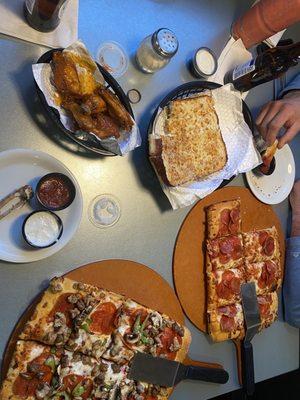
22, 210, 63, 249
190, 47, 218, 79
36, 173, 76, 211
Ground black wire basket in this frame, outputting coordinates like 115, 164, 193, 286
36, 48, 134, 156
147, 81, 254, 188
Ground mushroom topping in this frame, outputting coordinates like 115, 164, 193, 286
67, 294, 80, 304
172, 322, 185, 337
36, 371, 45, 380
35, 382, 51, 399
19, 372, 32, 380
136, 383, 145, 394
27, 363, 39, 374
151, 385, 160, 396
82, 355, 93, 366
154, 336, 163, 347
60, 355, 69, 368
72, 282, 86, 291
94, 372, 105, 385
76, 299, 86, 311
69, 308, 80, 319
50, 280, 63, 293
43, 331, 57, 344
124, 332, 140, 345
111, 363, 121, 374
72, 352, 82, 362
169, 337, 181, 353
91, 364, 101, 377
99, 362, 109, 372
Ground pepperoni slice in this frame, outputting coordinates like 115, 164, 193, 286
219, 253, 231, 265
259, 261, 276, 288
230, 208, 240, 223
258, 295, 271, 317
220, 209, 230, 224
229, 220, 239, 234
263, 237, 275, 256
48, 293, 77, 327
13, 352, 52, 397
156, 327, 182, 360
89, 302, 118, 335
218, 304, 237, 318
258, 231, 269, 246
217, 271, 241, 299
220, 315, 235, 332
208, 241, 219, 259
219, 238, 234, 255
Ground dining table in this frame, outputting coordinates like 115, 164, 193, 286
0, 1, 299, 399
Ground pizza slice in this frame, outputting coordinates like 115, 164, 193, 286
257, 292, 278, 329
207, 303, 245, 342
103, 299, 191, 364
242, 226, 280, 263
207, 267, 245, 307
66, 290, 124, 360
206, 234, 244, 271
20, 277, 102, 346
0, 340, 61, 400
245, 259, 282, 295
206, 199, 241, 239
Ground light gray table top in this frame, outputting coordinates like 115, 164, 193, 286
0, 1, 299, 399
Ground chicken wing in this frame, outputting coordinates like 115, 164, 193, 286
62, 100, 120, 139
98, 88, 133, 131
81, 94, 107, 115
52, 51, 99, 98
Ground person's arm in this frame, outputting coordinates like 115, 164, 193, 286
256, 74, 300, 148
283, 181, 300, 328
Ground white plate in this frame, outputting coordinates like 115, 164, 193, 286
0, 149, 83, 263
245, 144, 295, 205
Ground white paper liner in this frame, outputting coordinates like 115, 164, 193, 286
150, 84, 261, 209
32, 40, 141, 156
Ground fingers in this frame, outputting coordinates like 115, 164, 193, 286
256, 101, 282, 143
278, 121, 300, 149
264, 108, 293, 146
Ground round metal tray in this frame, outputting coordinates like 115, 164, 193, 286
36, 48, 134, 156
147, 80, 254, 188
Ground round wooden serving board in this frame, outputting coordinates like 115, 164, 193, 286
173, 187, 285, 384
2, 259, 224, 380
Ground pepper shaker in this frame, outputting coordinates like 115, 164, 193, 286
136, 28, 179, 73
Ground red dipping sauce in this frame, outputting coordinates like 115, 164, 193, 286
37, 173, 75, 210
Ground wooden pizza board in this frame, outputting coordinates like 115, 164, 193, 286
173, 186, 285, 385
1, 259, 225, 382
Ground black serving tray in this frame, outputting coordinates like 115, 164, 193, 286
147, 81, 254, 189
36, 48, 134, 156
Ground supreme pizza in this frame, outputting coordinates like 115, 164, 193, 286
1, 277, 191, 400
205, 199, 281, 343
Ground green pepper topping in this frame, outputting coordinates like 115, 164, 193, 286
81, 317, 92, 333
133, 315, 141, 334
140, 335, 149, 345
72, 383, 85, 397
49, 392, 70, 400
50, 346, 57, 354
44, 356, 56, 373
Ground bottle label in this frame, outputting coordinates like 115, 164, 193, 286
232, 59, 255, 81
25, 0, 35, 14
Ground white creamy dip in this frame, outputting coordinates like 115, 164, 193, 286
24, 211, 62, 247
195, 49, 216, 75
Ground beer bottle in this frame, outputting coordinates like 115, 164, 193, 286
224, 42, 300, 92
24, 0, 69, 32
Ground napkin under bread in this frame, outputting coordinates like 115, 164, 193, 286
149, 84, 261, 209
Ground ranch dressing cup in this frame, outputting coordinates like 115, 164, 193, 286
190, 47, 218, 79
136, 28, 179, 73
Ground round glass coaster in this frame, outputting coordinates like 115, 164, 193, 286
88, 195, 121, 228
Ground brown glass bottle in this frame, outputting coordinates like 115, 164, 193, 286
24, 0, 69, 32
224, 42, 300, 92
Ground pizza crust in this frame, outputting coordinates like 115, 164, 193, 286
206, 199, 241, 239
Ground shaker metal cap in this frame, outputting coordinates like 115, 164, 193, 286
152, 28, 178, 58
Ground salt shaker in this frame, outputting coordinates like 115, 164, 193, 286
136, 28, 179, 73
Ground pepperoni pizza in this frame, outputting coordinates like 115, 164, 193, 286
205, 199, 281, 343
242, 227, 280, 263
1, 277, 191, 400
206, 234, 244, 271
245, 260, 282, 295
206, 199, 241, 239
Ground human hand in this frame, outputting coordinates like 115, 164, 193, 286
256, 90, 300, 149
290, 180, 300, 237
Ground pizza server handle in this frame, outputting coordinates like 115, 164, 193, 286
242, 340, 255, 396
182, 365, 229, 384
